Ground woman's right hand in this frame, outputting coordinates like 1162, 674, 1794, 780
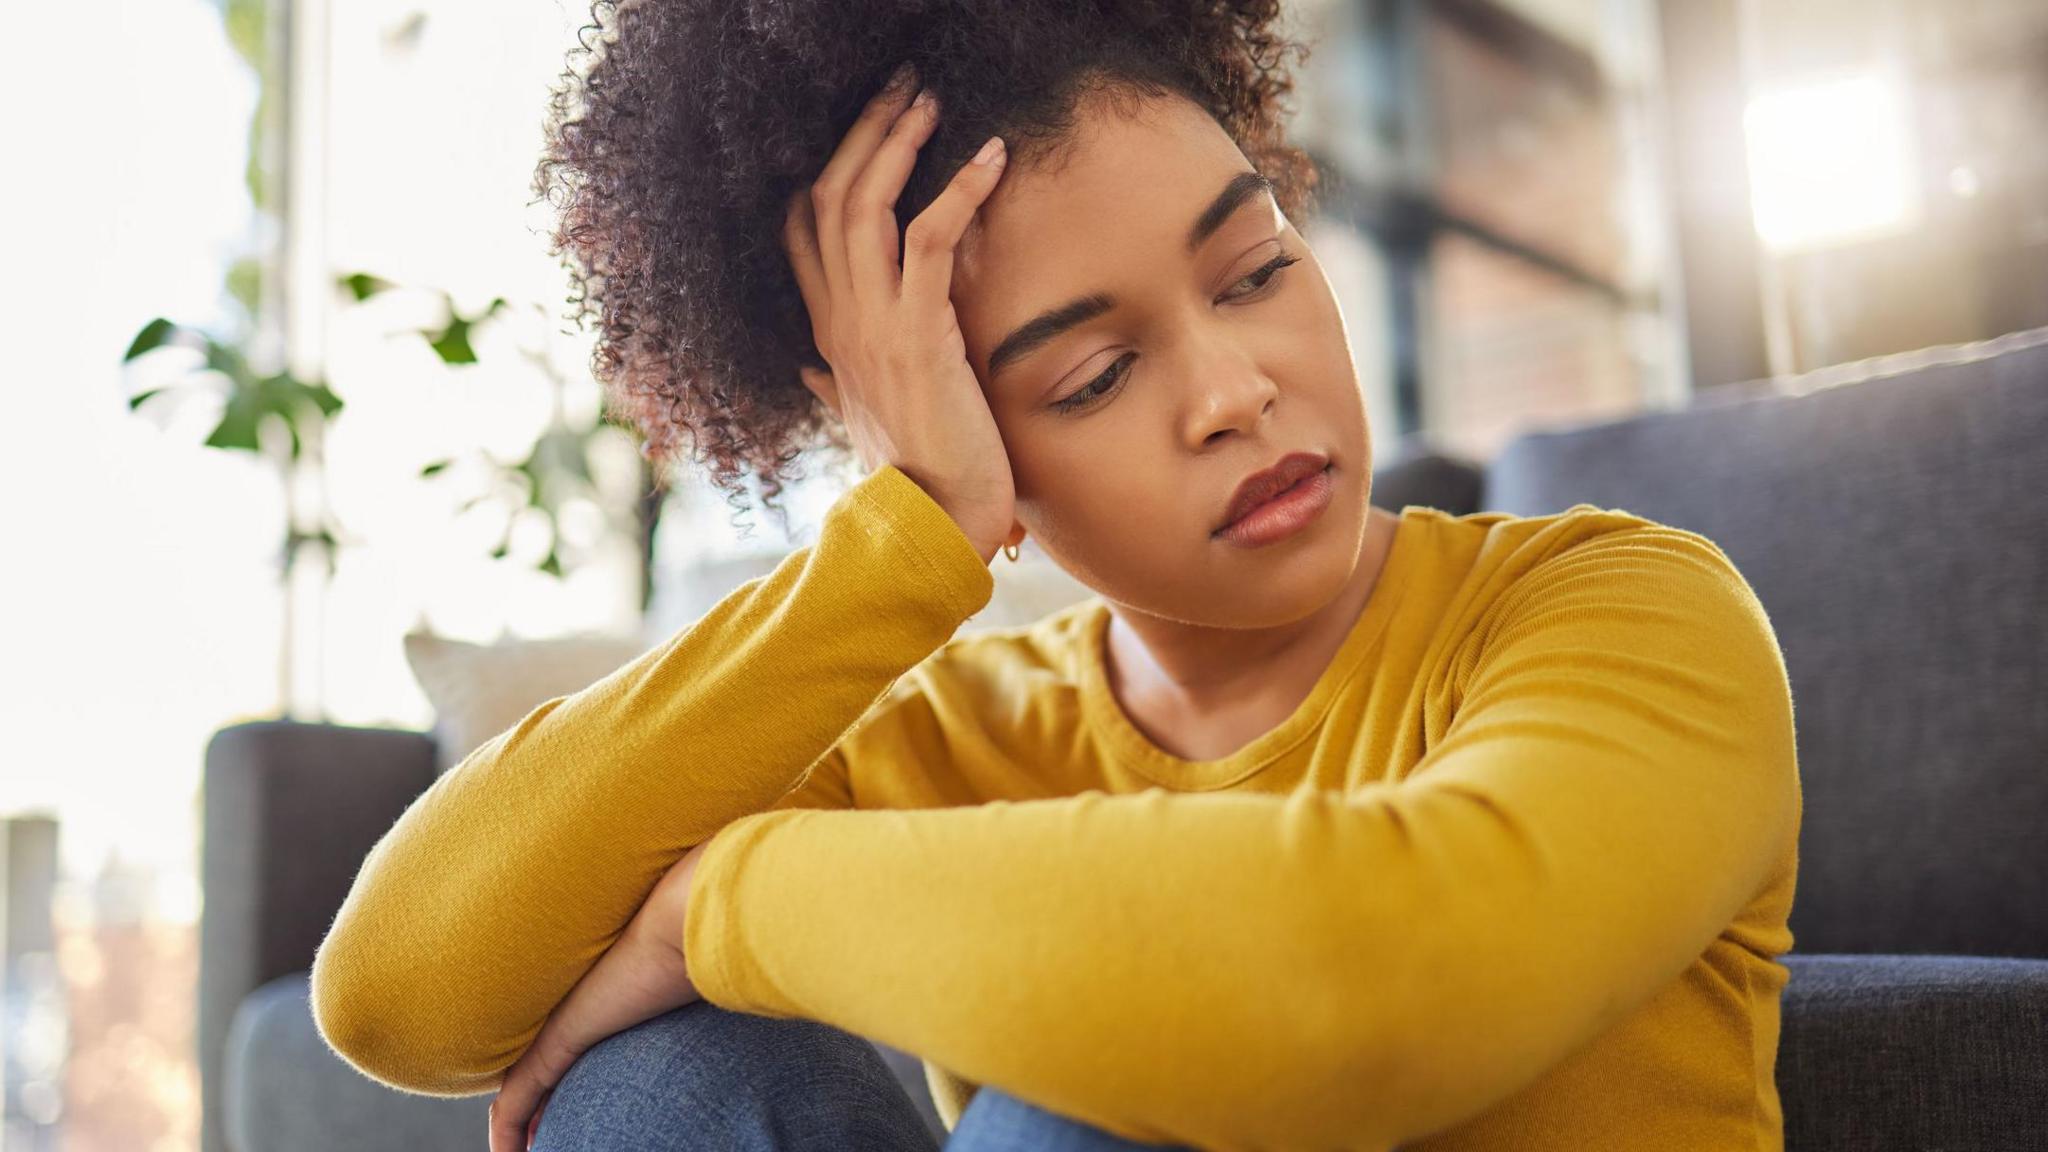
486, 844, 708, 1152
781, 63, 1017, 563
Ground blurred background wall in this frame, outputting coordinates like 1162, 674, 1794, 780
1, 0, 2042, 1147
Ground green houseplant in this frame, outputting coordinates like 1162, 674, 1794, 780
122, 274, 661, 718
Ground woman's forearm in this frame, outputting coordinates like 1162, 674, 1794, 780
308, 464, 996, 1095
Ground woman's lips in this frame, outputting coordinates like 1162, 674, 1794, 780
1216, 450, 1332, 531
1212, 462, 1335, 547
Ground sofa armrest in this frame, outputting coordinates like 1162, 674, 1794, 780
200, 719, 438, 1152
225, 972, 490, 1152
1779, 953, 2048, 1152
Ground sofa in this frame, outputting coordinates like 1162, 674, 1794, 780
199, 326, 2048, 1152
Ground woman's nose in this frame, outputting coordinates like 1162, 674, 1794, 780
1184, 343, 1280, 448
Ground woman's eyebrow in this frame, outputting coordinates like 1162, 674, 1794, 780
985, 170, 1276, 380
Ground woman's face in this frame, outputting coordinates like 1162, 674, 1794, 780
950, 90, 1373, 628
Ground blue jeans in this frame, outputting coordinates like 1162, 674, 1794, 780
530, 999, 1200, 1151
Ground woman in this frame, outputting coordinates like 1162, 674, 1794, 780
307, 2, 1802, 1150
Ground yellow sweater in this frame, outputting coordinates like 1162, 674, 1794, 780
311, 462, 1801, 1152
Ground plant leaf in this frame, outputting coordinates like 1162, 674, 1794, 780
427, 314, 479, 364
340, 272, 397, 302
123, 318, 178, 362
205, 340, 256, 388
204, 388, 263, 452
305, 379, 344, 418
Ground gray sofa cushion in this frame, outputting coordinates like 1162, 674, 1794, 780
1484, 331, 2048, 958
226, 973, 490, 1152
1779, 954, 2048, 1152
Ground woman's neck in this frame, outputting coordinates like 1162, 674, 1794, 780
1101, 505, 1402, 760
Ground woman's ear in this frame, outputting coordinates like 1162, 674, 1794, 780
798, 364, 843, 422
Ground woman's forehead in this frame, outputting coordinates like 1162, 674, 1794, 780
951, 96, 1268, 347
962, 99, 1249, 264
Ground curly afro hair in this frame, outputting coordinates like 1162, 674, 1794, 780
533, 0, 1321, 532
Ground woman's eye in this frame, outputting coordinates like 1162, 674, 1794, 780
1047, 250, 1302, 416
1222, 250, 1302, 302
1052, 353, 1133, 414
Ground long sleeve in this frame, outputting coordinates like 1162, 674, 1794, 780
308, 463, 993, 1095
681, 525, 1801, 1151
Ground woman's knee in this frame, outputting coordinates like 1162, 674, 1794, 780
531, 1000, 935, 1151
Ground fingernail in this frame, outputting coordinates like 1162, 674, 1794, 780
888, 62, 916, 93
972, 136, 1005, 166
912, 88, 935, 113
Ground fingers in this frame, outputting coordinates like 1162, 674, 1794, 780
488, 1083, 531, 1152
779, 62, 1003, 414
488, 1048, 560, 1151
900, 135, 1007, 317
808, 64, 920, 332
845, 85, 940, 306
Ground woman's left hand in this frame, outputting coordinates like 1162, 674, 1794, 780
488, 840, 712, 1152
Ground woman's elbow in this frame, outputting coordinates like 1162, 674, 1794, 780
307, 935, 510, 1096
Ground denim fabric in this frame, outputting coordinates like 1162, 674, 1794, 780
947, 1085, 1198, 1151
531, 1000, 1197, 1151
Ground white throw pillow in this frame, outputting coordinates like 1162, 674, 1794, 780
402, 629, 650, 775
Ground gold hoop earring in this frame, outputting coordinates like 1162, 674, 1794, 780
1002, 541, 1021, 563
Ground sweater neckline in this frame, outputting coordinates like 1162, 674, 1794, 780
1077, 507, 1428, 791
